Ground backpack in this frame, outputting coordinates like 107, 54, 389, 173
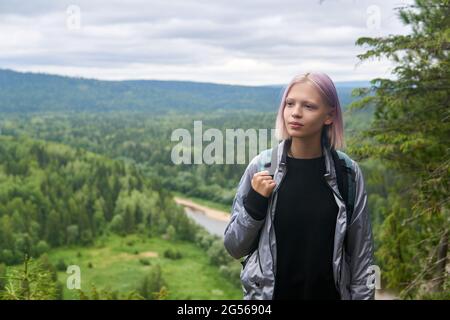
258, 143, 357, 225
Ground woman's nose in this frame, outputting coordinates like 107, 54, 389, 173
292, 105, 302, 117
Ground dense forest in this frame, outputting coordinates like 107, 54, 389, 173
0, 136, 241, 299
0, 135, 197, 263
0, 106, 373, 208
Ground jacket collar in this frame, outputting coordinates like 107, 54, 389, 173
278, 137, 336, 181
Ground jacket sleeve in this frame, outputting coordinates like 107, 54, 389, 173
223, 155, 267, 259
346, 161, 376, 300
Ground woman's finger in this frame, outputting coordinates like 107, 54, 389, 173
257, 175, 273, 181
254, 170, 271, 177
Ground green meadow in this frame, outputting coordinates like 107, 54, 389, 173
46, 234, 242, 300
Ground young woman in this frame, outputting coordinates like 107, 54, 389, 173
224, 72, 375, 300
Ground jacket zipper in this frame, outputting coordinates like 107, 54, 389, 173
322, 174, 347, 292
256, 245, 263, 275
323, 175, 344, 202
269, 165, 287, 278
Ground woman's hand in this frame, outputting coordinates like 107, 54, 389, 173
251, 170, 276, 198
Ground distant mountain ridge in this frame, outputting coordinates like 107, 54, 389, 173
0, 69, 369, 113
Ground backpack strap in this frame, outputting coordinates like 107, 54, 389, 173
259, 143, 278, 176
243, 144, 278, 268
333, 149, 357, 226
268, 143, 278, 176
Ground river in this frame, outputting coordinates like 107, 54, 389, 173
174, 197, 230, 238
184, 206, 229, 237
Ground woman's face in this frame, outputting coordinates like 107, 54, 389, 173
283, 81, 334, 140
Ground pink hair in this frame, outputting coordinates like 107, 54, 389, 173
274, 72, 345, 150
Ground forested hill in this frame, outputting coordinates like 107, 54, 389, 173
0, 69, 369, 113
0, 135, 197, 265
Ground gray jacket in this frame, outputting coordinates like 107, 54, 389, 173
224, 139, 375, 300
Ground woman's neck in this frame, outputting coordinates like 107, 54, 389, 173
289, 136, 323, 159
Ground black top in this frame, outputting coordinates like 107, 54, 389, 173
243, 154, 340, 300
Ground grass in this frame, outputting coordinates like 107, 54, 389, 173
46, 233, 242, 300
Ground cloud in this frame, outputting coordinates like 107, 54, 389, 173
0, 0, 413, 85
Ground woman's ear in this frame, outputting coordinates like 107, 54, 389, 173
324, 108, 334, 125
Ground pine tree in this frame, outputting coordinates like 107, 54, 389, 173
137, 264, 167, 300
0, 256, 58, 300
349, 0, 449, 298
123, 206, 135, 234
46, 210, 61, 247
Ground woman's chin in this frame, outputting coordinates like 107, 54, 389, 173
288, 131, 306, 138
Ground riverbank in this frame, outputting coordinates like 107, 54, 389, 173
171, 192, 231, 212
174, 197, 231, 222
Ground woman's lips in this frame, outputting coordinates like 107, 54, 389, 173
289, 123, 304, 129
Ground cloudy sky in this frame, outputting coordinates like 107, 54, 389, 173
0, 0, 413, 85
